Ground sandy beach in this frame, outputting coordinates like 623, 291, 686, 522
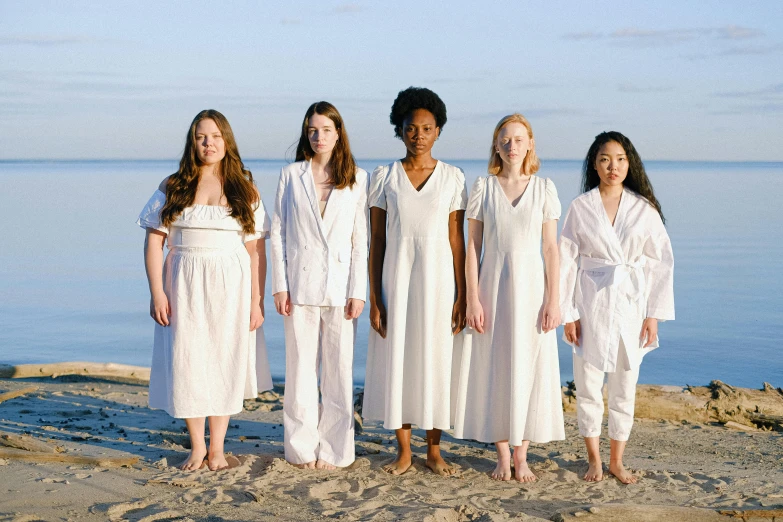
1, 368, 782, 521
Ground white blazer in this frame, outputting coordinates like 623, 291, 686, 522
270, 160, 368, 306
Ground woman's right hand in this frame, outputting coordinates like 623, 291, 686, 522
466, 298, 484, 334
564, 320, 581, 346
274, 291, 291, 317
370, 301, 387, 339
150, 292, 170, 326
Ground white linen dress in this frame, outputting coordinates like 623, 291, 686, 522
362, 161, 467, 430
137, 189, 273, 418
452, 175, 565, 445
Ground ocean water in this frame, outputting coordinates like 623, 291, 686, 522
1, 159, 781, 388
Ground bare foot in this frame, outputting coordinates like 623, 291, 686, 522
178, 449, 207, 471
316, 459, 337, 470
583, 459, 603, 482
491, 443, 512, 481
382, 452, 412, 475
291, 460, 316, 469
207, 450, 229, 471
609, 461, 637, 484
426, 454, 455, 476
513, 457, 537, 483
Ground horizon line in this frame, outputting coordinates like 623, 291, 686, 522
2, 157, 783, 164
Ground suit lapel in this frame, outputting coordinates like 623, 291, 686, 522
299, 161, 328, 242
591, 187, 624, 261
321, 186, 345, 236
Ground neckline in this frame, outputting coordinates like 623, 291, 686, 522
493, 174, 533, 210
398, 160, 440, 193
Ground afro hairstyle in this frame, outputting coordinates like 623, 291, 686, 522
389, 86, 447, 139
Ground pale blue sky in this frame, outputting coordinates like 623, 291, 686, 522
1, 1, 781, 160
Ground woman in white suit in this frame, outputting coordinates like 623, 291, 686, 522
270, 101, 368, 470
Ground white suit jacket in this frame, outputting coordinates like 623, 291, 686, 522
270, 161, 368, 306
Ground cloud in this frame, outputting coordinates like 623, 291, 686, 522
618, 84, 674, 93
563, 25, 764, 47
717, 43, 783, 56
0, 35, 90, 46
455, 107, 580, 124
280, 18, 301, 25
709, 102, 783, 115
331, 3, 362, 14
714, 83, 783, 99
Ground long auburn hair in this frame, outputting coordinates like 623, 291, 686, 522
487, 113, 540, 176
295, 101, 357, 189
582, 131, 665, 224
160, 110, 258, 234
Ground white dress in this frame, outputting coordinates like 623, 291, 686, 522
137, 190, 273, 418
559, 187, 675, 372
362, 161, 468, 430
452, 176, 565, 445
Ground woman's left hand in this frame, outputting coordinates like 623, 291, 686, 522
542, 300, 561, 333
344, 298, 365, 320
640, 317, 658, 347
249, 302, 264, 331
452, 296, 467, 335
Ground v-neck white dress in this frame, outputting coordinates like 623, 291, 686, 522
452, 175, 565, 445
137, 190, 273, 418
362, 161, 468, 430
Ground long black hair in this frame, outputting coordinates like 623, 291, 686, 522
582, 131, 665, 224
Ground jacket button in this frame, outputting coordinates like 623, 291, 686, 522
303, 266, 308, 271
304, 245, 309, 250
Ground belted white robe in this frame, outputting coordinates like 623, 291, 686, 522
559, 187, 675, 372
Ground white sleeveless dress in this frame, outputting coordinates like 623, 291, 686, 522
452, 175, 565, 445
137, 190, 273, 418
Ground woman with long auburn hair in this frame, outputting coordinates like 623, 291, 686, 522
270, 101, 367, 470
452, 113, 565, 482
138, 109, 272, 472
560, 131, 674, 484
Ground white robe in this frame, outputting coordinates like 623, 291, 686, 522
362, 161, 467, 430
452, 175, 565, 445
559, 187, 675, 372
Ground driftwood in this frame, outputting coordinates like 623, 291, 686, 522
0, 385, 38, 403
0, 431, 63, 453
0, 447, 138, 467
0, 362, 150, 384
748, 412, 783, 432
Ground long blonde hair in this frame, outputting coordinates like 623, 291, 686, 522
487, 113, 540, 176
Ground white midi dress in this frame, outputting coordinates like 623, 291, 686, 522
362, 161, 468, 430
137, 189, 273, 418
452, 175, 565, 445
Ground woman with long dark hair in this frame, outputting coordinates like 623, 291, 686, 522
560, 131, 675, 484
362, 87, 467, 476
270, 101, 367, 470
138, 110, 272, 471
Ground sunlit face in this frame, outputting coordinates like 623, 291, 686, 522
401, 108, 440, 156
495, 122, 532, 171
307, 113, 339, 156
194, 118, 226, 165
594, 141, 629, 187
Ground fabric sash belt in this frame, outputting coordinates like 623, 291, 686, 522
579, 255, 646, 302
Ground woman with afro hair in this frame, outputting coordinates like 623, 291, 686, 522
362, 87, 468, 476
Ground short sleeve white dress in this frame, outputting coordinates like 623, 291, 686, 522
137, 190, 273, 418
362, 161, 468, 430
452, 175, 565, 445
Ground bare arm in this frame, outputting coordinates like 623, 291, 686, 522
449, 209, 467, 335
245, 239, 263, 330
541, 219, 561, 332
465, 218, 484, 333
368, 206, 387, 338
144, 228, 169, 326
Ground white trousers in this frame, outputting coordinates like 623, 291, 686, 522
572, 349, 640, 442
283, 305, 356, 467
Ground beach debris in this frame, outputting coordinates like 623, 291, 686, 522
0, 448, 138, 468
0, 386, 38, 404
719, 508, 783, 519
0, 362, 150, 384
0, 431, 64, 453
723, 421, 757, 431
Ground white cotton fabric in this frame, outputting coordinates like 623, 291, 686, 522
137, 189, 273, 418
283, 305, 356, 467
559, 188, 675, 372
270, 161, 369, 306
572, 348, 640, 441
452, 176, 565, 445
362, 161, 468, 430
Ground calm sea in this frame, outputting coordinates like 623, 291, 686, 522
1, 159, 781, 388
